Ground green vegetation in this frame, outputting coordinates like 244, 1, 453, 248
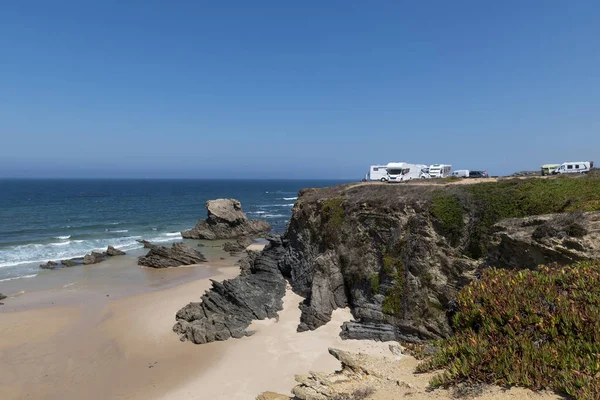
381, 255, 404, 316
430, 192, 465, 244
416, 261, 600, 399
465, 176, 600, 257
370, 273, 380, 294
428, 175, 600, 258
320, 197, 345, 245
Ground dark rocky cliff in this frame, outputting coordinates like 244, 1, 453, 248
174, 175, 600, 344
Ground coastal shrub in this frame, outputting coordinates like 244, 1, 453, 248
381, 255, 404, 316
463, 175, 600, 257
430, 192, 465, 244
416, 261, 600, 399
370, 273, 380, 294
320, 198, 345, 246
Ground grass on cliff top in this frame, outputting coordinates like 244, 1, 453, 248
429, 175, 600, 257
416, 261, 600, 399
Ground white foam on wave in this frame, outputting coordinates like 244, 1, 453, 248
0, 235, 142, 269
282, 197, 298, 200
55, 235, 71, 240
108, 229, 129, 233
163, 232, 182, 237
263, 214, 286, 218
270, 203, 295, 207
50, 241, 71, 247
248, 211, 267, 215
0, 274, 37, 283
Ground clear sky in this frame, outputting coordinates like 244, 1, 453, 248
1, 1, 598, 179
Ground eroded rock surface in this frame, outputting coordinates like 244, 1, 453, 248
173, 235, 286, 343
181, 198, 271, 240
138, 243, 207, 268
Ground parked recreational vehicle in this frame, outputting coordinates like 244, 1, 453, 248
552, 161, 592, 175
452, 169, 469, 178
428, 164, 452, 178
368, 165, 390, 181
387, 162, 428, 182
540, 164, 559, 176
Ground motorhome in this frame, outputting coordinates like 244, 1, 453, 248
368, 165, 390, 181
552, 161, 592, 175
386, 162, 428, 182
428, 164, 452, 178
452, 169, 469, 178
540, 164, 559, 176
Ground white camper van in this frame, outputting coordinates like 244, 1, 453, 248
386, 162, 428, 182
428, 164, 452, 178
369, 165, 390, 181
552, 162, 592, 175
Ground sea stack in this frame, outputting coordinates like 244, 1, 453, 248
181, 198, 271, 240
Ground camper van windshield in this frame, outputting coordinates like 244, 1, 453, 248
388, 169, 403, 175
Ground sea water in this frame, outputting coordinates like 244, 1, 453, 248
0, 179, 347, 281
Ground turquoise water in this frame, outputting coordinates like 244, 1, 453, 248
0, 179, 348, 281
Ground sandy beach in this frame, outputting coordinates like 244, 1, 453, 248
0, 244, 391, 400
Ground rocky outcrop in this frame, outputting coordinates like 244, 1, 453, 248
223, 237, 253, 254
83, 251, 108, 265
486, 211, 600, 270
40, 246, 126, 269
106, 245, 126, 256
173, 235, 287, 344
181, 198, 271, 240
136, 239, 155, 249
0, 293, 7, 301
40, 261, 59, 269
138, 243, 207, 268
176, 177, 600, 345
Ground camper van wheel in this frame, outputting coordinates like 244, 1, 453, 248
380, 178, 386, 182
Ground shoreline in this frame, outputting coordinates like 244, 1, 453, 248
0, 242, 391, 400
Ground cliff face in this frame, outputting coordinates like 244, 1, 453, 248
279, 177, 600, 342
280, 183, 476, 342
175, 176, 600, 344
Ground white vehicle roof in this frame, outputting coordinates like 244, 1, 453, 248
561, 161, 589, 165
386, 162, 407, 169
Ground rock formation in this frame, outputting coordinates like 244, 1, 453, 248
173, 235, 286, 343
136, 239, 155, 249
83, 251, 108, 265
181, 198, 271, 240
40, 246, 126, 269
486, 211, 600, 270
138, 242, 207, 268
0, 293, 6, 301
222, 237, 253, 254
106, 245, 126, 256
175, 176, 600, 345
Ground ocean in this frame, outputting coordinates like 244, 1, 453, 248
0, 179, 348, 282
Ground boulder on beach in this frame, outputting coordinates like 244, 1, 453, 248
60, 259, 79, 267
138, 242, 207, 268
106, 246, 126, 256
83, 251, 107, 265
181, 198, 271, 240
40, 261, 59, 269
136, 239, 155, 249
0, 293, 7, 301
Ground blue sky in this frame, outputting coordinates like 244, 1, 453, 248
1, 1, 598, 178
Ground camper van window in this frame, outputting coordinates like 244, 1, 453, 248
568, 165, 573, 169
402, 168, 410, 174
575, 165, 579, 169
373, 167, 379, 171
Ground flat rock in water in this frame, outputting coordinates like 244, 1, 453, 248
138, 243, 207, 268
40, 261, 59, 269
181, 198, 271, 240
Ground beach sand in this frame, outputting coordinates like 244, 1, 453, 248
0, 244, 390, 400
